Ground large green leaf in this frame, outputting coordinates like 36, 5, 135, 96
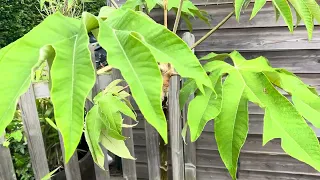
50, 17, 95, 162
188, 75, 222, 141
242, 71, 320, 172
0, 13, 80, 146
195, 51, 320, 178
235, 0, 246, 21
214, 73, 248, 180
105, 9, 212, 92
265, 69, 320, 128
84, 106, 105, 169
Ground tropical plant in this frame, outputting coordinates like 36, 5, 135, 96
1, 0, 320, 179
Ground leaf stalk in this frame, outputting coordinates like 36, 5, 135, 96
172, 0, 184, 33
191, 11, 234, 49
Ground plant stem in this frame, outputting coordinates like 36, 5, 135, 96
191, 11, 234, 49
173, 0, 184, 33
110, 0, 119, 9
163, 0, 168, 27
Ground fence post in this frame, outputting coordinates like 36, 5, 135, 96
19, 86, 50, 180
88, 45, 111, 180
145, 122, 161, 180
169, 74, 184, 180
112, 69, 137, 180
182, 32, 197, 180
0, 134, 17, 180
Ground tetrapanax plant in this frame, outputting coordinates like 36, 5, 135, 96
0, 0, 320, 179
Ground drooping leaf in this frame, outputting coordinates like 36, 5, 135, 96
84, 106, 105, 169
250, 0, 267, 19
288, 0, 314, 39
188, 76, 222, 141
100, 131, 134, 159
265, 69, 320, 128
0, 13, 80, 150
214, 73, 248, 180
273, 0, 293, 32
50, 16, 95, 162
235, 0, 247, 21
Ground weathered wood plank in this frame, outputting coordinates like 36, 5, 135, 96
238, 170, 320, 180
144, 121, 161, 180
189, 27, 320, 52
168, 75, 184, 180
112, 69, 137, 180
0, 134, 17, 180
239, 152, 320, 176
196, 50, 320, 74
19, 86, 50, 180
182, 32, 197, 180
59, 132, 82, 180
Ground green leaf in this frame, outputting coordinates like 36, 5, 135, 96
272, 0, 293, 32
41, 166, 61, 180
265, 69, 320, 128
10, 130, 23, 142
45, 118, 58, 130
0, 13, 80, 145
250, 0, 267, 19
288, 0, 314, 39
145, 0, 159, 10
303, 0, 320, 24
199, 52, 229, 62
99, 95, 126, 140
84, 106, 105, 169
106, 9, 212, 93
50, 16, 95, 162
273, 3, 281, 21
179, 79, 197, 109
234, 0, 246, 21
188, 76, 222, 141
100, 131, 134, 159
99, 6, 117, 19
215, 73, 248, 180
241, 71, 320, 172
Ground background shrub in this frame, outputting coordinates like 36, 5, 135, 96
0, 0, 106, 48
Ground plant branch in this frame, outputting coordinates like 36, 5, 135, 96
191, 11, 234, 49
163, 0, 168, 27
173, 0, 184, 33
110, 0, 119, 9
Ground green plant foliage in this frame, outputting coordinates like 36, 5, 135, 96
50, 15, 96, 162
236, 0, 320, 39
121, 0, 209, 31
85, 80, 135, 169
182, 51, 320, 179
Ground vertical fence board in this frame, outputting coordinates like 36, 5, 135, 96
59, 133, 82, 180
112, 69, 137, 180
89, 45, 111, 180
182, 32, 197, 180
0, 135, 17, 180
169, 75, 184, 180
19, 86, 50, 180
145, 122, 161, 180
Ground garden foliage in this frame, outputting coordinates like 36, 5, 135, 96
1, 0, 320, 179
